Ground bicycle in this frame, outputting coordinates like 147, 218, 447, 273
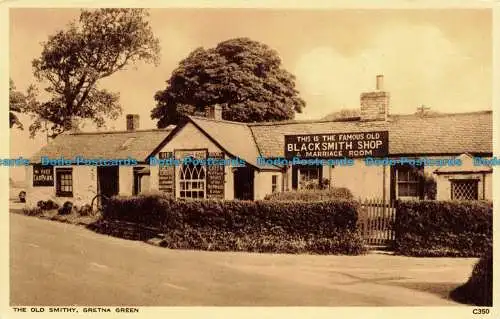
90, 193, 110, 215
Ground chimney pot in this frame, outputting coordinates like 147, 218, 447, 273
126, 114, 140, 131
376, 75, 384, 91
205, 104, 223, 120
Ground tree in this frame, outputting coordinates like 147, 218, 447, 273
322, 108, 360, 121
9, 79, 25, 129
151, 37, 305, 127
27, 8, 160, 138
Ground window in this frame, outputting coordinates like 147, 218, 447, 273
179, 159, 206, 199
272, 175, 278, 193
298, 165, 322, 189
133, 167, 150, 195
451, 179, 478, 200
396, 166, 420, 198
56, 168, 73, 197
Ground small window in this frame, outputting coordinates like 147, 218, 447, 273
451, 179, 478, 200
396, 166, 420, 198
56, 168, 73, 197
272, 175, 278, 193
298, 165, 322, 189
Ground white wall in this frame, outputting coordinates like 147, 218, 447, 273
331, 159, 390, 201
435, 172, 492, 200
25, 165, 97, 208
154, 122, 235, 200
254, 171, 281, 200
119, 166, 133, 196
281, 155, 488, 202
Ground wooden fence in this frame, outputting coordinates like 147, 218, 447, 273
357, 198, 396, 246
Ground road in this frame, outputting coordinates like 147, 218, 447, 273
10, 214, 477, 306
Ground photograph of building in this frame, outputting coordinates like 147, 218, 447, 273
25, 75, 492, 207
7, 6, 494, 310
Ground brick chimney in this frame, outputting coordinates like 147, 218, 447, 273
360, 75, 390, 121
205, 104, 223, 120
126, 114, 140, 131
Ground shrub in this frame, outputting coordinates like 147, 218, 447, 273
450, 246, 492, 306
103, 193, 172, 227
36, 200, 59, 210
394, 200, 492, 257
78, 204, 93, 216
58, 201, 73, 215
18, 191, 26, 203
264, 187, 353, 202
22, 207, 42, 216
102, 196, 365, 255
36, 200, 45, 209
46, 200, 59, 210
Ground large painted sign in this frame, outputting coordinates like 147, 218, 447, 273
284, 131, 389, 159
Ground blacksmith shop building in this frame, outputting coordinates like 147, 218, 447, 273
25, 76, 493, 207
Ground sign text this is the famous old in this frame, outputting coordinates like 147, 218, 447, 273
284, 131, 389, 159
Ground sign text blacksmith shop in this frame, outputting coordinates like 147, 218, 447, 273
284, 131, 389, 159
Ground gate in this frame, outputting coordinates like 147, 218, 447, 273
357, 199, 396, 246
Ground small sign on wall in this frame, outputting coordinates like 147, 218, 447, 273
206, 152, 225, 199
158, 152, 175, 196
33, 164, 54, 187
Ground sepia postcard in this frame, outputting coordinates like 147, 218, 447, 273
1, 1, 498, 318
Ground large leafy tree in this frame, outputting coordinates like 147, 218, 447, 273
151, 37, 305, 127
27, 8, 160, 138
9, 79, 25, 129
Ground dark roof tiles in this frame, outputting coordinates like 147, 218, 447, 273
30, 111, 492, 167
249, 111, 492, 157
30, 129, 173, 163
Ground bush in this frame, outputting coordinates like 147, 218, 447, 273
103, 193, 172, 227
22, 207, 42, 216
450, 246, 492, 306
264, 187, 353, 201
18, 191, 26, 203
36, 200, 59, 210
102, 195, 365, 255
58, 201, 73, 215
78, 204, 93, 216
394, 200, 492, 257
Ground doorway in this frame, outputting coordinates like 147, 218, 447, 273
234, 166, 254, 200
97, 166, 119, 197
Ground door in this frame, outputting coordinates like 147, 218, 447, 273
97, 166, 119, 197
233, 166, 254, 200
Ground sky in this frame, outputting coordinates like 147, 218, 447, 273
9, 8, 492, 166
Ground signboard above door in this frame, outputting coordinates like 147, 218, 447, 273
284, 131, 389, 159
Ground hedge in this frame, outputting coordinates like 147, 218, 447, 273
264, 187, 353, 201
102, 193, 366, 255
450, 246, 493, 306
394, 200, 492, 257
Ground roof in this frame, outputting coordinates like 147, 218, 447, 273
188, 116, 276, 169
30, 110, 492, 168
248, 111, 493, 158
30, 129, 174, 163
434, 153, 493, 174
